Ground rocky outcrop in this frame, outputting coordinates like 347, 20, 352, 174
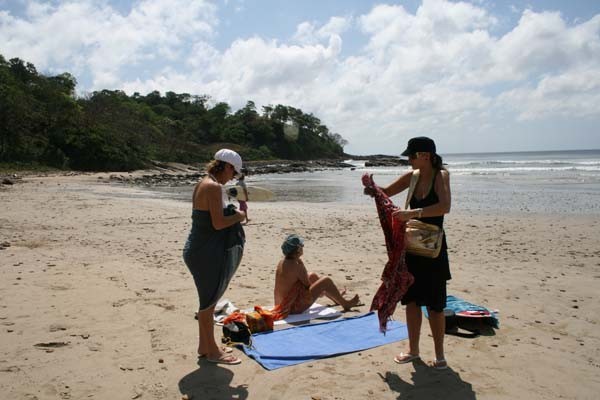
245, 159, 355, 174
348, 154, 409, 167
1, 174, 21, 186
107, 159, 356, 187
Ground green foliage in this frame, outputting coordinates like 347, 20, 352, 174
0, 54, 347, 171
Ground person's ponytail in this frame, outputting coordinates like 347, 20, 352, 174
431, 153, 446, 170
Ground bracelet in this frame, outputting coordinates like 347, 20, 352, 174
418, 208, 423, 218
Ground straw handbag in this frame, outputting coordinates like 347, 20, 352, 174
404, 170, 444, 258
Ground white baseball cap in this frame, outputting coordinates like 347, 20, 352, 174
214, 149, 242, 174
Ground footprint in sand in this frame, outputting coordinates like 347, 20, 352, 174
34, 341, 70, 349
49, 324, 68, 332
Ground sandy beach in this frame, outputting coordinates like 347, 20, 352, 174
1, 173, 599, 400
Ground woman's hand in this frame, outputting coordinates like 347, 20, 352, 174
392, 209, 417, 221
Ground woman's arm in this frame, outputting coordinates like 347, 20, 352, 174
393, 170, 451, 220
295, 260, 311, 288
434, 169, 451, 214
202, 182, 246, 230
368, 171, 412, 197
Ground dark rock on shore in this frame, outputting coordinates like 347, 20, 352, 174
1, 174, 21, 186
245, 159, 355, 174
108, 172, 203, 187
108, 159, 356, 187
346, 154, 409, 167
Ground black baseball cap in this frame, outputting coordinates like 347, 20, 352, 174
401, 136, 437, 156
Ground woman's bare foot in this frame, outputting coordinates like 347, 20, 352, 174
429, 359, 448, 370
206, 354, 241, 365
342, 294, 361, 311
205, 348, 240, 364
393, 352, 420, 364
198, 346, 232, 358
328, 288, 347, 306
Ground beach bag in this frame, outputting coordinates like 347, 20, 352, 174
404, 170, 444, 259
246, 306, 275, 333
221, 312, 251, 345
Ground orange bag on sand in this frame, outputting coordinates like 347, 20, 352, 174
246, 306, 274, 333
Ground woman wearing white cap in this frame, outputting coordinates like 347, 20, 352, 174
183, 149, 246, 365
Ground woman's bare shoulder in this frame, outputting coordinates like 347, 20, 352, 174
196, 178, 221, 195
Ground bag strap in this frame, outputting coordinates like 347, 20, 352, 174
405, 169, 420, 210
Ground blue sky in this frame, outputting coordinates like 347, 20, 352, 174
1, 0, 599, 155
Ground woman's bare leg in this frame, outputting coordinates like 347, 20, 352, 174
197, 305, 239, 362
309, 276, 359, 311
308, 272, 319, 284
396, 302, 422, 360
427, 308, 446, 363
309, 272, 347, 299
197, 305, 216, 356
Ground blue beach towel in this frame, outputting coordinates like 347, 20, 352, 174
242, 312, 408, 370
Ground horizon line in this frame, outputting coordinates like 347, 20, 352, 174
346, 148, 600, 158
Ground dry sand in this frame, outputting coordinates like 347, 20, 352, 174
1, 173, 599, 399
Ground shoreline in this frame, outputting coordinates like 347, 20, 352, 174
1, 174, 599, 399
5, 170, 600, 217
1, 155, 408, 188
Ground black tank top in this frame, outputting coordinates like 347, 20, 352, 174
409, 170, 444, 229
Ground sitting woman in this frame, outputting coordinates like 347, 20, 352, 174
273, 234, 360, 317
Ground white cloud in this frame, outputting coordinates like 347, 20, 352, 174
0, 0, 217, 88
293, 15, 351, 46
318, 16, 352, 37
498, 66, 600, 120
123, 32, 342, 109
292, 21, 319, 45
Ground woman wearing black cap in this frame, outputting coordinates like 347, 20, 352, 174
369, 137, 451, 370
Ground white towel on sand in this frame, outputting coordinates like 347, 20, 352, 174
274, 303, 342, 325
213, 301, 342, 325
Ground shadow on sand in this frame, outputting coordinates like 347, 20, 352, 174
178, 360, 248, 400
382, 359, 476, 400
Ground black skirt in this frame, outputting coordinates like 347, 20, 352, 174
400, 236, 450, 312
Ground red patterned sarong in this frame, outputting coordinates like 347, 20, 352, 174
362, 173, 414, 332
271, 281, 313, 320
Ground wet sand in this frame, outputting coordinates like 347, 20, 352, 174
1, 173, 599, 399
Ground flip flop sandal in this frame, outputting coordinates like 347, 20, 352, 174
430, 359, 448, 370
206, 354, 241, 365
198, 346, 233, 358
393, 353, 420, 364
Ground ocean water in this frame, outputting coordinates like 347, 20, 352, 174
152, 150, 600, 215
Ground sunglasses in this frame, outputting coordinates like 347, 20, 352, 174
408, 152, 427, 160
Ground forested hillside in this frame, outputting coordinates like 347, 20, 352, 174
0, 55, 347, 171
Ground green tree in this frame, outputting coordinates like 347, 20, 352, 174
0, 53, 347, 170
